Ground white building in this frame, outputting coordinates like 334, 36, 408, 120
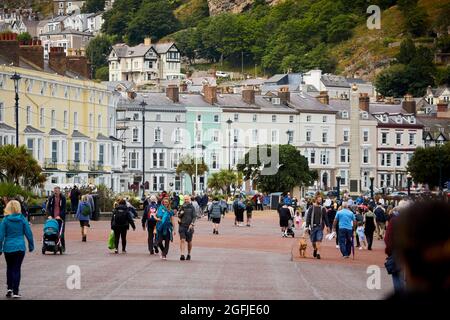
40, 29, 93, 59
108, 38, 182, 84
54, 1, 86, 16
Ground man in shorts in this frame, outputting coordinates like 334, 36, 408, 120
178, 195, 196, 261
305, 195, 329, 259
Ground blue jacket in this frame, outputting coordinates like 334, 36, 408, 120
75, 201, 92, 221
284, 196, 292, 206
0, 213, 34, 253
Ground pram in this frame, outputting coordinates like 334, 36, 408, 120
284, 215, 295, 238
42, 219, 64, 255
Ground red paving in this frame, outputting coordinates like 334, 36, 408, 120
1, 211, 393, 300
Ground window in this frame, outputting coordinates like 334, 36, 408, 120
287, 131, 294, 144
310, 150, 315, 164
306, 115, 311, 122
74, 142, 80, 162
306, 130, 312, 142
156, 114, 161, 121
51, 83, 56, 97
27, 138, 34, 156
152, 176, 158, 191
211, 153, 219, 169
253, 114, 257, 122
272, 98, 280, 105
0, 75, 4, 89
363, 148, 369, 164
89, 113, 93, 132
343, 129, 349, 142
159, 176, 165, 191
340, 148, 347, 163
396, 133, 402, 145
63, 111, 68, 129
214, 115, 219, 123
340, 170, 347, 185
381, 153, 392, 167
0, 102, 3, 122
322, 116, 327, 123
320, 151, 329, 165
51, 110, 56, 128
74, 112, 78, 130
381, 132, 388, 145
40, 108, 45, 127
175, 114, 180, 122
152, 151, 157, 167
233, 129, 239, 143
37, 138, 43, 162
175, 128, 182, 143
197, 114, 201, 122
26, 79, 33, 92
341, 111, 348, 118
26, 106, 32, 125
99, 145, 104, 164
154, 128, 161, 142
212, 130, 219, 142
322, 131, 328, 143
172, 152, 180, 169
272, 115, 277, 123
396, 153, 401, 167
271, 130, 278, 144
129, 152, 138, 169
363, 129, 369, 143
132, 128, 139, 142
234, 113, 239, 122
252, 129, 258, 144
51, 141, 58, 162
159, 152, 165, 167
40, 82, 46, 95
64, 86, 68, 98
289, 115, 294, 123
97, 115, 102, 130
409, 133, 415, 146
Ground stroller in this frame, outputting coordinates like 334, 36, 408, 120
42, 219, 64, 255
284, 211, 295, 238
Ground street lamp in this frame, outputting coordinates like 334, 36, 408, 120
10, 72, 21, 147
336, 174, 341, 201
286, 130, 293, 145
139, 100, 147, 200
370, 173, 375, 200
435, 139, 443, 195
226, 118, 233, 170
406, 172, 412, 197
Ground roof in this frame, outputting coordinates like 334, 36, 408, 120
216, 94, 298, 114
111, 42, 177, 58
265, 74, 288, 84
97, 133, 111, 141
71, 130, 89, 139
49, 128, 66, 136
0, 123, 15, 131
102, 81, 136, 92
418, 116, 450, 140
40, 29, 93, 36
288, 92, 338, 113
321, 74, 350, 88
24, 125, 44, 134
369, 103, 405, 114
153, 42, 176, 54
109, 136, 122, 142
118, 92, 188, 111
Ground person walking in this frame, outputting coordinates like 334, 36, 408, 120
70, 185, 81, 214
46, 186, 67, 252
191, 196, 201, 219
364, 205, 376, 250
111, 199, 136, 254
142, 195, 159, 255
278, 203, 291, 237
75, 195, 92, 242
209, 197, 224, 235
305, 195, 329, 259
0, 200, 34, 298
178, 195, 196, 260
333, 202, 356, 259
374, 202, 387, 240
245, 197, 254, 227
155, 198, 176, 260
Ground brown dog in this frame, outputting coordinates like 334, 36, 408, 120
299, 237, 307, 258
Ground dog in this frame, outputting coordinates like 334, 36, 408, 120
298, 236, 307, 258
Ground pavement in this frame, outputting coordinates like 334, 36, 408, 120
0, 210, 393, 300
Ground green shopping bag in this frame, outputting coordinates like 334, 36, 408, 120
107, 231, 115, 250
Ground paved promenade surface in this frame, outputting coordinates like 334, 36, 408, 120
0, 211, 393, 300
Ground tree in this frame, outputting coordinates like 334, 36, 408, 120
0, 145, 46, 189
407, 143, 450, 189
207, 169, 242, 195
17, 32, 31, 42
374, 64, 409, 97
86, 35, 113, 74
396, 38, 416, 65
237, 144, 315, 194
81, 0, 105, 13
95, 66, 109, 81
176, 155, 209, 193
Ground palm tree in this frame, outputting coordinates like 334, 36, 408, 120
176, 155, 209, 193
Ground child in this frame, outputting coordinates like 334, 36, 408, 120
294, 211, 301, 230
356, 223, 367, 250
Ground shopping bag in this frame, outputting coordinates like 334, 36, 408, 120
107, 231, 115, 250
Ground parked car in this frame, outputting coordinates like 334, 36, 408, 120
389, 191, 408, 197
326, 190, 339, 197
215, 71, 229, 78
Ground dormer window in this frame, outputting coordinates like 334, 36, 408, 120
409, 116, 416, 124
396, 115, 402, 124
272, 98, 280, 105
361, 111, 369, 119
382, 114, 388, 123
341, 111, 348, 119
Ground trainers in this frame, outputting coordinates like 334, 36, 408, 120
359, 247, 363, 250
12, 294, 21, 299
216, 231, 219, 235
162, 256, 167, 260
336, 245, 340, 249
313, 249, 317, 258
154, 246, 159, 254
180, 255, 185, 261
82, 236, 87, 242
150, 250, 154, 255
114, 249, 118, 254
316, 254, 321, 260
186, 255, 191, 261
6, 290, 12, 298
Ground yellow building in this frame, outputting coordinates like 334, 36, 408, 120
0, 65, 124, 195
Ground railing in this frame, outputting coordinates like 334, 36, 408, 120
43, 158, 58, 170
67, 161, 80, 172
89, 161, 104, 172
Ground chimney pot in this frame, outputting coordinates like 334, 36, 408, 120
317, 91, 329, 105
242, 87, 255, 104
203, 85, 217, 105
166, 84, 179, 103
144, 37, 152, 46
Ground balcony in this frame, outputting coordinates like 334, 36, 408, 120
43, 158, 58, 170
89, 161, 104, 172
67, 161, 81, 172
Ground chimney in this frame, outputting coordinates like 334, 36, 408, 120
437, 100, 449, 118
166, 84, 179, 103
144, 37, 151, 46
48, 46, 67, 76
359, 93, 370, 112
0, 32, 19, 66
317, 91, 329, 105
242, 87, 255, 104
203, 85, 217, 105
402, 94, 416, 114
277, 86, 290, 105
19, 40, 44, 70
180, 82, 188, 93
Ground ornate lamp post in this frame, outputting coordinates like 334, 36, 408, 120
336, 174, 341, 201
370, 173, 375, 200
286, 130, 293, 145
406, 172, 412, 197
10, 72, 21, 147
226, 118, 233, 170
139, 100, 147, 200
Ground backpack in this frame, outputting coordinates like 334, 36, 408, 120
210, 203, 222, 219
113, 207, 129, 227
80, 202, 91, 217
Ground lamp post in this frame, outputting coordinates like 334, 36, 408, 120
406, 173, 412, 197
139, 100, 147, 200
10, 72, 21, 147
370, 173, 375, 200
336, 174, 341, 201
226, 118, 233, 170
436, 140, 443, 195
286, 130, 293, 145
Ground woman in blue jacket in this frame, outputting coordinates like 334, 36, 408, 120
75, 195, 92, 242
0, 200, 34, 298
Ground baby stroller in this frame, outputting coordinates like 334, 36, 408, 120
284, 217, 295, 238
42, 219, 64, 255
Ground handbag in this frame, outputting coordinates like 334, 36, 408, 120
107, 231, 115, 250
384, 255, 401, 274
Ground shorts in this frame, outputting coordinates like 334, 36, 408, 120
179, 225, 194, 242
280, 218, 289, 228
310, 226, 324, 243
357, 232, 366, 241
212, 217, 221, 224
79, 220, 90, 227
246, 212, 252, 219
